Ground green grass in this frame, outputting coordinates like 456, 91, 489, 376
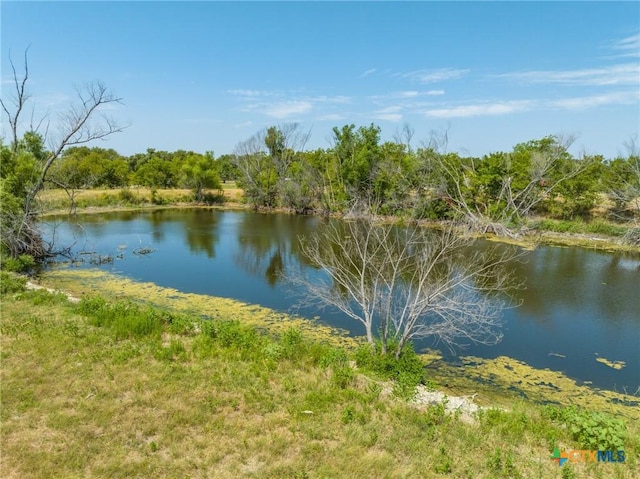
1, 277, 638, 478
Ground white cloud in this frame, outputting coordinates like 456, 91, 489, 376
424, 100, 533, 118
228, 89, 266, 97
361, 68, 377, 78
373, 112, 403, 122
372, 106, 403, 122
308, 95, 351, 104
397, 91, 419, 98
316, 113, 347, 121
264, 101, 313, 119
397, 68, 469, 83
395, 90, 445, 98
234, 121, 253, 128
33, 92, 71, 108
609, 33, 640, 58
497, 63, 639, 86
551, 90, 639, 109
422, 88, 639, 119
230, 90, 351, 120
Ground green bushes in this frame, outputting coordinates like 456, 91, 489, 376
1, 254, 36, 273
545, 405, 627, 450
355, 340, 426, 398
0, 271, 27, 294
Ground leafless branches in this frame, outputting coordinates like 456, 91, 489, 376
1, 48, 31, 151
1, 48, 126, 258
293, 218, 521, 358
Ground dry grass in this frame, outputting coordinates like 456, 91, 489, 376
37, 186, 245, 215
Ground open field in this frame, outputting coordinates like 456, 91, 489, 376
38, 185, 245, 214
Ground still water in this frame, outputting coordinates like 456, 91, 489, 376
43, 209, 640, 393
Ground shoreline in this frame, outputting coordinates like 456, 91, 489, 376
34, 267, 640, 422
39, 200, 640, 255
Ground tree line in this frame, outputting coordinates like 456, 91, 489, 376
233, 124, 639, 238
3, 122, 639, 254
2, 49, 639, 260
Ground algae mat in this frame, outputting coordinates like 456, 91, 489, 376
41, 267, 639, 423
42, 268, 357, 349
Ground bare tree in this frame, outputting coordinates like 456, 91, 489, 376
608, 135, 640, 245
293, 218, 521, 358
1, 49, 125, 258
393, 122, 415, 154
426, 134, 592, 237
1, 49, 31, 152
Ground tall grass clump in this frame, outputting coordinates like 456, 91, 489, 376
0, 270, 27, 294
76, 296, 165, 339
355, 340, 425, 398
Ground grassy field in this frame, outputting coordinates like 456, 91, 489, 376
37, 184, 244, 214
1, 272, 638, 478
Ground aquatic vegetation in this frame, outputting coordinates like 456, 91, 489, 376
595, 355, 626, 370
41, 267, 640, 423
42, 267, 357, 349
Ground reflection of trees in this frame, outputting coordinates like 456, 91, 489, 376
143, 209, 221, 258
505, 244, 640, 325
182, 209, 219, 258
234, 212, 320, 286
147, 210, 167, 242
294, 219, 521, 356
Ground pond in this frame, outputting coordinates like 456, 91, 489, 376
43, 208, 640, 394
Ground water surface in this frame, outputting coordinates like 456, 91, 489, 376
43, 209, 640, 393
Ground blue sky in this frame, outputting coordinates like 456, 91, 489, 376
2, 1, 639, 159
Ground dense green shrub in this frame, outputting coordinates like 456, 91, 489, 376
1, 254, 36, 273
202, 319, 261, 350
545, 406, 627, 450
0, 271, 27, 294
355, 340, 425, 398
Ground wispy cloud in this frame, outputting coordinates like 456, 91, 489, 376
230, 89, 351, 120
551, 90, 639, 109
308, 95, 351, 105
608, 33, 640, 59
424, 100, 534, 119
371, 106, 403, 122
264, 101, 313, 119
227, 89, 266, 97
423, 88, 639, 119
360, 68, 377, 78
234, 121, 253, 128
32, 92, 71, 108
316, 113, 347, 121
394, 90, 445, 98
497, 63, 639, 86
396, 68, 469, 83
